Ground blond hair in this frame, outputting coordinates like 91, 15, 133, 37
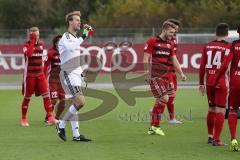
30, 27, 39, 32
162, 21, 177, 30
66, 11, 81, 27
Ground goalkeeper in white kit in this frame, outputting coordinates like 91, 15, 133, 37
56, 11, 94, 142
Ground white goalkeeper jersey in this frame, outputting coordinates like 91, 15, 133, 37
58, 32, 84, 75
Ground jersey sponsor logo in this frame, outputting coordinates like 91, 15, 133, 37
155, 51, 170, 55
32, 53, 43, 56
206, 45, 227, 50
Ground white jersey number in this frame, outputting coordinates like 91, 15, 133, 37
206, 51, 222, 69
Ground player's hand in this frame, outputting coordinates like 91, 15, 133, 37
83, 24, 94, 36
180, 73, 187, 81
199, 85, 205, 96
29, 32, 37, 42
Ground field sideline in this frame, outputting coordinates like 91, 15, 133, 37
0, 89, 239, 160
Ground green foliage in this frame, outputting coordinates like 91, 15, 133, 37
0, 0, 240, 29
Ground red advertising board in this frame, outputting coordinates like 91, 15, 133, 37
0, 44, 204, 74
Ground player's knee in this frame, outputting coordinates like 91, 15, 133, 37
74, 95, 85, 109
160, 95, 169, 104
24, 96, 31, 100
216, 106, 226, 113
51, 99, 58, 106
59, 100, 65, 105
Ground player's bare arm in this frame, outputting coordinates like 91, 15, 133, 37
143, 52, 151, 82
171, 55, 187, 81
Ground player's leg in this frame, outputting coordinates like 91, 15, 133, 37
55, 99, 66, 120
167, 89, 182, 124
21, 77, 35, 126
148, 78, 169, 136
167, 75, 181, 123
228, 88, 240, 151
55, 86, 67, 120
56, 71, 91, 141
206, 86, 216, 143
148, 95, 168, 136
37, 75, 56, 125
212, 87, 228, 146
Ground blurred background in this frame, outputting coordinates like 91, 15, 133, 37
0, 0, 240, 88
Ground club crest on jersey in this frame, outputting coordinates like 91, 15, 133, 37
167, 44, 171, 48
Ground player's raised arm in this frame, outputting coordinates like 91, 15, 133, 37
143, 53, 151, 82
23, 32, 37, 57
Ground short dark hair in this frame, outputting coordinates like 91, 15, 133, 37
237, 24, 240, 34
66, 11, 81, 27
162, 21, 177, 30
167, 19, 181, 27
52, 35, 62, 50
215, 23, 229, 37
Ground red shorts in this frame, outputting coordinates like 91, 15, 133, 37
206, 85, 228, 108
22, 75, 49, 97
149, 77, 174, 98
229, 87, 240, 110
49, 81, 65, 100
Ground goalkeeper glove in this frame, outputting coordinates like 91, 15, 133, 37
82, 24, 94, 39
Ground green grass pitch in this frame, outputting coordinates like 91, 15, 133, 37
0, 89, 239, 160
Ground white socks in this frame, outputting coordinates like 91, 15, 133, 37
59, 104, 80, 137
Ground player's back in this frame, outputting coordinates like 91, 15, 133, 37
203, 40, 229, 87
230, 39, 240, 88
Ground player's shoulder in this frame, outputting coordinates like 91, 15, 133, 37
23, 41, 30, 47
205, 40, 228, 49
146, 36, 159, 43
231, 39, 240, 47
48, 48, 57, 55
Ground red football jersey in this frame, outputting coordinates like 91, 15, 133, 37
229, 39, 240, 88
199, 40, 230, 87
144, 36, 175, 79
23, 40, 44, 77
44, 48, 61, 84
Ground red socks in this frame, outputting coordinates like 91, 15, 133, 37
22, 98, 30, 119
150, 100, 166, 127
167, 96, 175, 120
43, 97, 53, 117
228, 110, 238, 140
55, 101, 66, 120
214, 112, 225, 141
207, 111, 216, 136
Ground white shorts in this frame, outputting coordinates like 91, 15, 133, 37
60, 70, 83, 99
